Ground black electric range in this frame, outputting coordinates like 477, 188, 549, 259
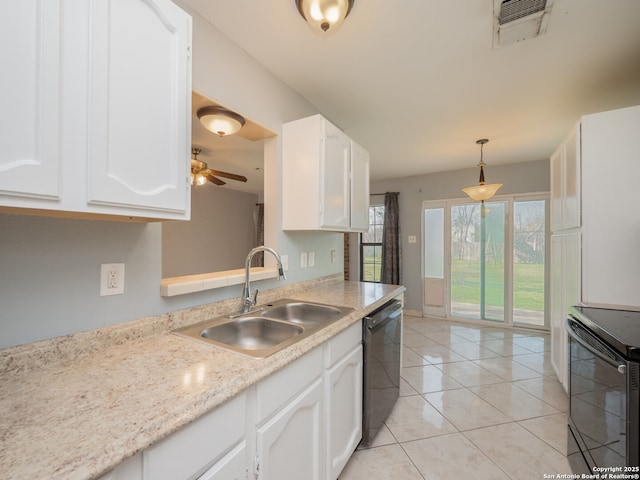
570, 305, 640, 360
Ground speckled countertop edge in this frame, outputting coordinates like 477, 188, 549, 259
0, 277, 405, 480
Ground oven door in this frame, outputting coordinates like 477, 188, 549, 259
566, 316, 633, 469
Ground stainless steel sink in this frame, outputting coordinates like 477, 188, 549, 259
173, 299, 353, 358
261, 301, 348, 326
200, 316, 303, 349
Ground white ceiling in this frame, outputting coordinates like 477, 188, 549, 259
182, 0, 640, 183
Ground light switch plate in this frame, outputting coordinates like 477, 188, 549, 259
308, 251, 315, 267
300, 252, 308, 268
408, 235, 417, 244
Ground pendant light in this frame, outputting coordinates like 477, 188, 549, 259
197, 106, 245, 137
295, 0, 354, 33
462, 139, 502, 202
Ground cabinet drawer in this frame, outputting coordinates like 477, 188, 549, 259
326, 321, 362, 367
143, 392, 246, 480
256, 347, 323, 423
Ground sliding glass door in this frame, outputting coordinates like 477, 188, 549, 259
450, 201, 506, 322
423, 196, 548, 328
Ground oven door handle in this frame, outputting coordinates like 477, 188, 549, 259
566, 317, 626, 371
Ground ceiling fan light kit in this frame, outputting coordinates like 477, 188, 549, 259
295, 0, 354, 33
190, 148, 248, 187
197, 106, 246, 137
462, 139, 503, 202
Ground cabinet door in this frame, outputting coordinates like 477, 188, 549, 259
350, 141, 370, 232
549, 146, 563, 233
549, 235, 565, 390
0, 0, 62, 201
326, 345, 362, 480
197, 442, 247, 480
86, 0, 191, 214
320, 121, 350, 229
563, 123, 581, 230
256, 378, 325, 480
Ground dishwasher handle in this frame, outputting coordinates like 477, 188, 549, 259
364, 299, 402, 328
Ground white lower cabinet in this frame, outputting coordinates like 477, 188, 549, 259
143, 391, 248, 480
197, 442, 247, 480
256, 378, 324, 480
103, 322, 364, 480
326, 344, 362, 480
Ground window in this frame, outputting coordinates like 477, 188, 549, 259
360, 205, 384, 282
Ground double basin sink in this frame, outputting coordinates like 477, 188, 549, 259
173, 299, 354, 358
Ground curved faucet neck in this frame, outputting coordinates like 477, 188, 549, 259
242, 246, 286, 313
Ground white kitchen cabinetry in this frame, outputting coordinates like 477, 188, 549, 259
350, 141, 371, 232
550, 232, 580, 391
0, 0, 191, 221
255, 346, 324, 480
143, 391, 248, 480
282, 114, 370, 232
550, 122, 580, 232
0, 0, 62, 201
104, 321, 365, 480
549, 104, 640, 391
325, 322, 362, 480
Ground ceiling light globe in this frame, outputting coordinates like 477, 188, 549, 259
296, 0, 354, 33
197, 106, 245, 137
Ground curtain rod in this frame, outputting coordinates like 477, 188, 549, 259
370, 192, 399, 196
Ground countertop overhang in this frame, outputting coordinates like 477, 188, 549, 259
0, 279, 404, 480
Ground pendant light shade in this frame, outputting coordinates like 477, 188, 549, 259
197, 106, 245, 137
295, 0, 354, 33
462, 139, 503, 202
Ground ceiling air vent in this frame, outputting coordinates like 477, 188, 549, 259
493, 0, 554, 47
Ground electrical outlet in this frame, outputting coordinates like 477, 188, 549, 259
281, 254, 289, 271
101, 263, 125, 296
331, 250, 337, 263
300, 252, 308, 268
308, 251, 315, 267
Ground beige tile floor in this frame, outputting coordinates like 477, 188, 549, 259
340, 314, 573, 480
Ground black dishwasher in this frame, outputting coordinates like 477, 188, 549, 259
361, 298, 403, 445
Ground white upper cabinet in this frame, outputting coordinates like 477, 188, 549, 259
0, 0, 62, 201
550, 122, 581, 233
321, 120, 351, 229
0, 0, 192, 221
350, 140, 370, 232
282, 114, 370, 232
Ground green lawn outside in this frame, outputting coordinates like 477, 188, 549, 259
451, 259, 544, 311
362, 257, 544, 312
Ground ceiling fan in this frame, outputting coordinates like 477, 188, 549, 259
190, 147, 248, 186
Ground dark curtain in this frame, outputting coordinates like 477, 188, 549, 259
252, 203, 264, 267
381, 192, 401, 285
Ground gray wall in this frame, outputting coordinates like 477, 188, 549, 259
162, 187, 259, 277
0, 7, 344, 349
363, 159, 550, 312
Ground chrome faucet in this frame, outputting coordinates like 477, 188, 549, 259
242, 246, 286, 313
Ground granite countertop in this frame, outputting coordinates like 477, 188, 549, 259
0, 278, 404, 480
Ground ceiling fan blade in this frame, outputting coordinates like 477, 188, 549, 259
205, 174, 226, 186
208, 169, 248, 183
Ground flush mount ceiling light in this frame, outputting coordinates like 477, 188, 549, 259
295, 0, 354, 33
197, 106, 245, 137
462, 139, 503, 202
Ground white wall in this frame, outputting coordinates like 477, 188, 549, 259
0, 6, 344, 349
364, 159, 550, 312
